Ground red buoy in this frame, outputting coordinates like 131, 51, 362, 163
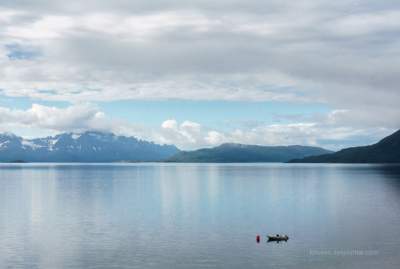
256, 235, 260, 243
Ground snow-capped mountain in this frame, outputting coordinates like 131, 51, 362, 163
0, 131, 179, 162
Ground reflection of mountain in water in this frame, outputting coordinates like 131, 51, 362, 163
375, 165, 400, 194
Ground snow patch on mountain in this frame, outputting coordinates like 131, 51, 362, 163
71, 133, 81, 140
21, 140, 41, 150
0, 141, 10, 149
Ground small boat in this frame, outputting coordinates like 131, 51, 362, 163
267, 234, 289, 242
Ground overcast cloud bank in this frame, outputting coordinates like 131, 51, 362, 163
0, 1, 398, 148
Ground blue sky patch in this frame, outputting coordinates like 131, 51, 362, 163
6, 43, 41, 60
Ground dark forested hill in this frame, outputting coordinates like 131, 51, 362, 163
290, 129, 400, 163
167, 143, 332, 163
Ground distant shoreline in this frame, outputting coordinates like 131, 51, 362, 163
3, 161, 400, 165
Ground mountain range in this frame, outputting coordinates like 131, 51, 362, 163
0, 131, 332, 163
1, 129, 399, 163
0, 131, 179, 162
290, 129, 400, 163
167, 143, 332, 163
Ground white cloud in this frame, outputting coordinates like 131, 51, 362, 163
0, 103, 108, 133
205, 131, 226, 145
157, 112, 396, 150
161, 119, 178, 130
159, 119, 394, 150
0, 104, 395, 150
159, 119, 207, 147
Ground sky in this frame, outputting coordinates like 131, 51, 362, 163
0, 0, 399, 150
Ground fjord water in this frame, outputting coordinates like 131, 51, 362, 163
1, 164, 400, 269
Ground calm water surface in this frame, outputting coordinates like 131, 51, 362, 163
1, 163, 400, 269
